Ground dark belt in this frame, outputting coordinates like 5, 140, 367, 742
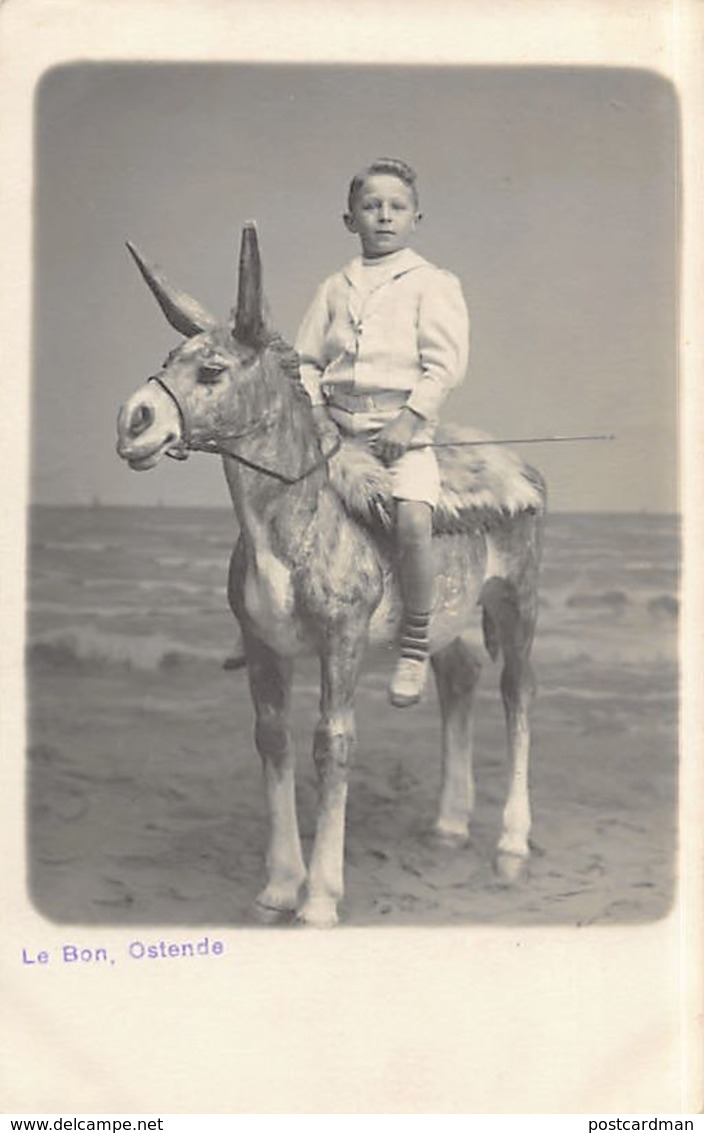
324, 388, 409, 414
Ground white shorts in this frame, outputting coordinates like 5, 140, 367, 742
327, 403, 441, 508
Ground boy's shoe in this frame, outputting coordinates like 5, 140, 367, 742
389, 655, 428, 707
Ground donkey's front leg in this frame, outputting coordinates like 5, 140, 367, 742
297, 635, 365, 928
244, 634, 307, 918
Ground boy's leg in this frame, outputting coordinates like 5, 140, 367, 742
390, 499, 434, 707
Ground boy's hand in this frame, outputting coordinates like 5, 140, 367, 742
374, 406, 421, 464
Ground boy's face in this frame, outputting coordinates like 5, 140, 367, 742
344, 174, 421, 259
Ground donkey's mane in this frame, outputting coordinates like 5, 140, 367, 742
264, 331, 305, 386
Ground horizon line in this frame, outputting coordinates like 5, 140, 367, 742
27, 500, 681, 518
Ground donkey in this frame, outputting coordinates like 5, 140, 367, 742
116, 224, 546, 927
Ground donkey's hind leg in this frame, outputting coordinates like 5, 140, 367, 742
431, 634, 483, 844
244, 633, 307, 918
481, 575, 537, 883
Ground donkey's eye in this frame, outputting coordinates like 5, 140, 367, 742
197, 361, 227, 385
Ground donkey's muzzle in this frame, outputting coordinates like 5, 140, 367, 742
116, 380, 187, 469
127, 402, 154, 440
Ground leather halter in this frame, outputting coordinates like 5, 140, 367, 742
148, 374, 340, 486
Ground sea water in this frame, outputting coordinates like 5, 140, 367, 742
27, 505, 679, 684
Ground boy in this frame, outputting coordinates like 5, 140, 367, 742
295, 158, 470, 706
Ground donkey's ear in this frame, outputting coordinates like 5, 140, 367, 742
232, 222, 269, 345
126, 242, 219, 338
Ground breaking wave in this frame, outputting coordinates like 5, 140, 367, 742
27, 626, 228, 672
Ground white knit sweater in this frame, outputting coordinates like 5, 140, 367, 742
295, 248, 470, 422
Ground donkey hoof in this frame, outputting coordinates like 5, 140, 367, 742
253, 902, 294, 926
494, 851, 529, 886
429, 821, 471, 849
295, 897, 339, 929
254, 884, 301, 924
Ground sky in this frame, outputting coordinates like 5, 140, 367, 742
31, 63, 678, 512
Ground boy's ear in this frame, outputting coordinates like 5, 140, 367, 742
343, 212, 358, 234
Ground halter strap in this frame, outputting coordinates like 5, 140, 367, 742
149, 374, 188, 440
148, 374, 340, 485
222, 434, 342, 485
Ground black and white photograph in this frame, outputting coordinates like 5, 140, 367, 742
2, 0, 702, 1118
28, 61, 679, 929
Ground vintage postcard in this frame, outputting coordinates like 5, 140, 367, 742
1, 0, 701, 1117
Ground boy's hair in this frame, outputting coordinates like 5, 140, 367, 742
347, 158, 420, 211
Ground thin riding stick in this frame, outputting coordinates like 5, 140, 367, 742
411, 433, 616, 450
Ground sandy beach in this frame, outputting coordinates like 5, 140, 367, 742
28, 639, 677, 929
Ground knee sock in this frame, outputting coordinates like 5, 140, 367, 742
400, 610, 431, 664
